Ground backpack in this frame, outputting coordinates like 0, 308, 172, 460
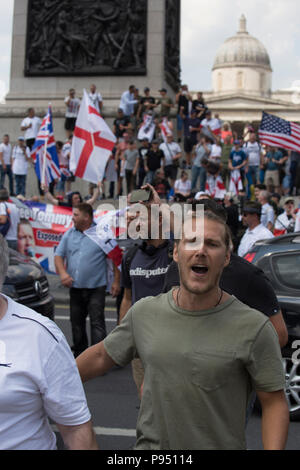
0, 203, 11, 237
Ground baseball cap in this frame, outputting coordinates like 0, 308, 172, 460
243, 202, 262, 216
159, 88, 167, 93
18, 136, 25, 141
234, 140, 240, 145
144, 87, 150, 92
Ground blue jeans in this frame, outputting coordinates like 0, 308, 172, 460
144, 170, 156, 185
15, 174, 26, 196
246, 165, 259, 197
0, 165, 14, 194
290, 160, 298, 194
191, 165, 206, 192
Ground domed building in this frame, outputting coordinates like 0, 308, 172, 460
212, 15, 272, 98
203, 15, 300, 131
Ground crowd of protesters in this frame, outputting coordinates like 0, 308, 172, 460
0, 81, 298, 451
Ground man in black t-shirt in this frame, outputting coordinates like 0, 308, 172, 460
113, 109, 132, 140
119, 191, 173, 398
176, 84, 192, 143
137, 88, 156, 121
144, 140, 164, 185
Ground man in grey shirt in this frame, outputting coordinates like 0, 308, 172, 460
124, 140, 139, 194
191, 135, 212, 192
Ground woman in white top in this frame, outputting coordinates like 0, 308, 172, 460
210, 136, 222, 164
12, 137, 31, 197
174, 170, 192, 202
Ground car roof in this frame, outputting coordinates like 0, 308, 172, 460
254, 232, 300, 247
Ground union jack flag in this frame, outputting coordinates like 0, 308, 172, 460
31, 106, 61, 185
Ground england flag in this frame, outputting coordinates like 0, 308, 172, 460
70, 90, 116, 184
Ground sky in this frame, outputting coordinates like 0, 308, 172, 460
1, 0, 300, 101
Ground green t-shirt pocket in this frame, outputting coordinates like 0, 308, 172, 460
189, 350, 236, 392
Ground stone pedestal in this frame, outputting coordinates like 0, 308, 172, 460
1, 0, 180, 143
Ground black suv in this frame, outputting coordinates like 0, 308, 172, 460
2, 249, 55, 321
244, 233, 300, 420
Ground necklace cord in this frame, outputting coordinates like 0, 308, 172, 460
176, 288, 223, 309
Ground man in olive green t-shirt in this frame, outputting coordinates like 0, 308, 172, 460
76, 211, 289, 450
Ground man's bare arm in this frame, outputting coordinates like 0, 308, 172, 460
257, 389, 289, 450
76, 341, 116, 383
119, 287, 132, 323
269, 310, 288, 348
54, 255, 74, 288
56, 420, 99, 450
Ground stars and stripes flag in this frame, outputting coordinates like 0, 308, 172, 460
31, 106, 61, 185
258, 111, 300, 152
70, 89, 116, 184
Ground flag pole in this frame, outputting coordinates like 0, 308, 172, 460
41, 104, 51, 186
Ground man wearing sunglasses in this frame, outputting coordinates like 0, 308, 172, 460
238, 201, 274, 258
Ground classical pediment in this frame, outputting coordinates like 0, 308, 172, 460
204, 92, 299, 110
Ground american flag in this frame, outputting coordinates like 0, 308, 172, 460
31, 106, 61, 185
259, 111, 300, 152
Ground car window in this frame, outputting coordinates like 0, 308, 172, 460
272, 253, 300, 291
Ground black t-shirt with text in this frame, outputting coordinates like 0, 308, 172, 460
121, 241, 173, 305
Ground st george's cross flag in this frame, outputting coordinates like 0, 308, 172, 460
160, 117, 173, 143
229, 169, 243, 195
31, 106, 61, 186
259, 111, 300, 152
70, 90, 116, 184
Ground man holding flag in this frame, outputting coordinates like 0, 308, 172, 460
31, 106, 61, 195
70, 89, 116, 185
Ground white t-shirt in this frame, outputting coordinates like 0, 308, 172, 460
12, 145, 31, 175
0, 202, 20, 241
274, 211, 295, 234
159, 142, 181, 166
0, 295, 91, 450
244, 142, 261, 166
261, 203, 275, 227
20, 116, 42, 140
238, 224, 274, 257
64, 97, 81, 118
88, 92, 103, 113
0, 143, 12, 165
210, 144, 222, 160
174, 179, 191, 194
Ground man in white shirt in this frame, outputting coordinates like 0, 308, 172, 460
64, 89, 81, 137
20, 108, 41, 150
0, 236, 98, 450
12, 137, 31, 197
159, 133, 182, 187
258, 190, 275, 231
88, 84, 103, 114
119, 85, 138, 117
243, 133, 263, 198
274, 197, 297, 235
238, 202, 274, 257
0, 135, 14, 195
0, 188, 20, 250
